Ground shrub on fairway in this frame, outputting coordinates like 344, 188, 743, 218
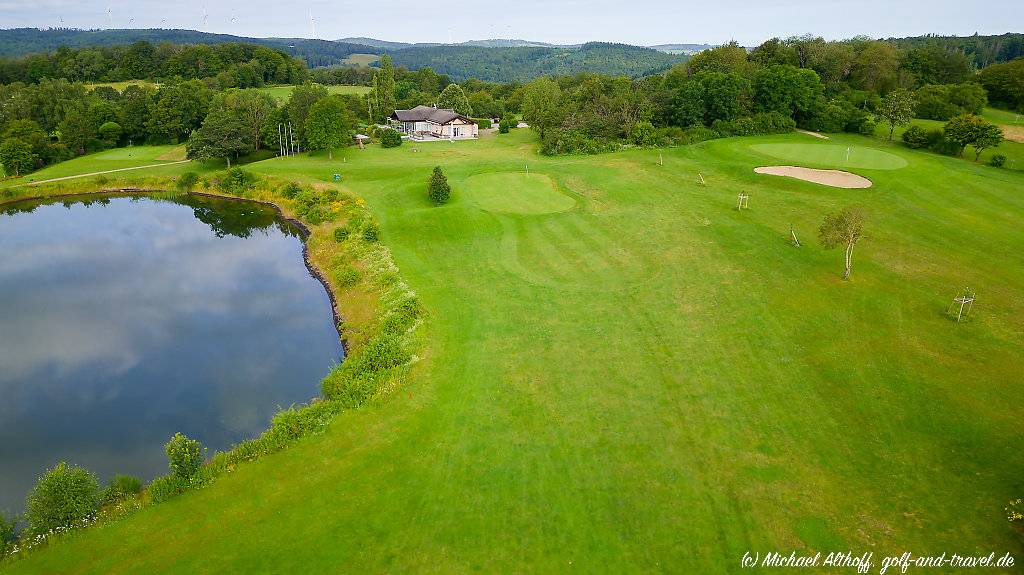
100, 475, 143, 505
380, 129, 402, 148
217, 167, 256, 196
498, 117, 514, 133
989, 154, 1007, 167
25, 462, 99, 535
279, 181, 302, 199
294, 188, 343, 224
332, 264, 361, 288
428, 166, 451, 204
165, 432, 205, 480
362, 221, 381, 242
902, 125, 933, 148
176, 171, 199, 192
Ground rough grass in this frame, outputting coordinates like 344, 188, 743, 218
5, 129, 1024, 573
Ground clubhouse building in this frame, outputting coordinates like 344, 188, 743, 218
390, 105, 478, 140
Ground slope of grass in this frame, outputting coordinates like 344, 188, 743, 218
5, 130, 1024, 572
0, 145, 194, 190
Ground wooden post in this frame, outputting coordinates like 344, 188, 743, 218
790, 227, 801, 247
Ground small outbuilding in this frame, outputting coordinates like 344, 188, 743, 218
390, 106, 478, 140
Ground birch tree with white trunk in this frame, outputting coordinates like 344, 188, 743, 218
818, 207, 865, 280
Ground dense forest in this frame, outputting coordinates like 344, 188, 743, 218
0, 28, 382, 67
0, 42, 307, 86
2, 29, 1022, 83
389, 42, 685, 82
888, 33, 1024, 68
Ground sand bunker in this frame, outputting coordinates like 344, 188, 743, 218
754, 166, 872, 189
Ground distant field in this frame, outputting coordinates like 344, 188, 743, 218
259, 84, 371, 102
343, 53, 379, 67
84, 80, 160, 91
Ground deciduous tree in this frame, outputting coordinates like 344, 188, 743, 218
819, 207, 865, 280
0, 137, 36, 176
522, 77, 563, 139
437, 83, 473, 116
876, 88, 915, 140
305, 96, 352, 160
226, 89, 276, 151
186, 105, 251, 167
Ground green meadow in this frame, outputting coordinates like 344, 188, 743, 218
258, 84, 372, 102
5, 129, 1024, 572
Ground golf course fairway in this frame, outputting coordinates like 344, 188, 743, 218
6, 129, 1023, 573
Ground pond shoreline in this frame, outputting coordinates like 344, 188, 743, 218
0, 187, 347, 352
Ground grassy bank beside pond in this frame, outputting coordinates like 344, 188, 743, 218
5, 128, 1024, 573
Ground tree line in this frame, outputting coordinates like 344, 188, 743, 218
0, 41, 307, 87
2, 36, 1021, 176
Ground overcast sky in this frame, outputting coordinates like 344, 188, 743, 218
2, 0, 1020, 46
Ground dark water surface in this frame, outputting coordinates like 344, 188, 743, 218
0, 194, 342, 514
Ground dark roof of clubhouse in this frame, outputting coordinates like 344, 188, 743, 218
390, 105, 471, 124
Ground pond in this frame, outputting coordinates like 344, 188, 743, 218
0, 194, 342, 515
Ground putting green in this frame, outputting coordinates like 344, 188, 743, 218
465, 172, 576, 215
750, 143, 908, 170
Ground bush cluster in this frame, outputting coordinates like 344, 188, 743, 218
332, 264, 361, 288
165, 432, 205, 480
279, 181, 302, 199
989, 154, 1007, 168
25, 462, 99, 536
498, 117, 515, 133
476, 118, 492, 129
176, 171, 200, 192
380, 128, 403, 148
901, 124, 962, 156
293, 187, 344, 224
217, 167, 257, 196
541, 130, 619, 156
100, 475, 142, 505
1, 512, 16, 559
712, 112, 798, 136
